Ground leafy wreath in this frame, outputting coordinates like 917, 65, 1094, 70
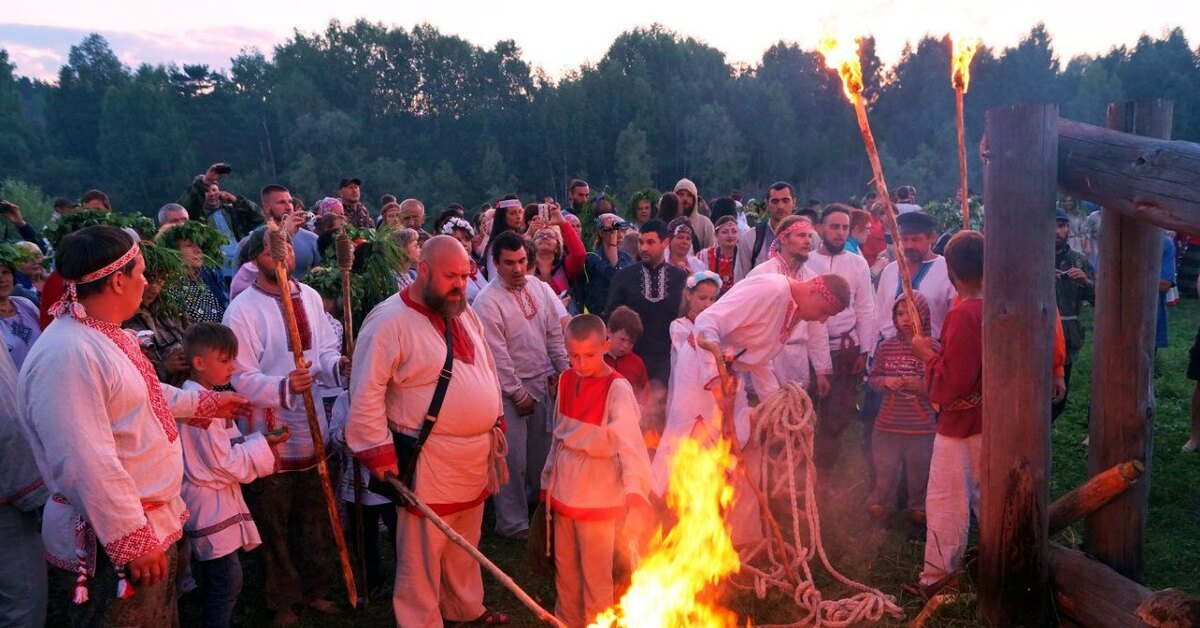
0, 242, 38, 270
137, 241, 188, 317
43, 210, 157, 248
155, 220, 229, 267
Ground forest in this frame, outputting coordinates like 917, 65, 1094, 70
0, 20, 1197, 226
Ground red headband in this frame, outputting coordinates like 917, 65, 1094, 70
812, 276, 845, 309
49, 242, 141, 320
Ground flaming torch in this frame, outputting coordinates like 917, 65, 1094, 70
818, 36, 922, 337
950, 35, 979, 230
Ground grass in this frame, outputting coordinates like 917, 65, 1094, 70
47, 303, 1200, 627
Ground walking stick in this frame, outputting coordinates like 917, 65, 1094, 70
384, 474, 568, 628
702, 340, 800, 587
266, 224, 357, 607
335, 228, 369, 606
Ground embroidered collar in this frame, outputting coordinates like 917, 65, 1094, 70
77, 316, 180, 442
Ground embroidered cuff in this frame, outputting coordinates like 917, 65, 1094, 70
195, 390, 221, 418
278, 378, 293, 411
357, 444, 397, 474
104, 522, 160, 566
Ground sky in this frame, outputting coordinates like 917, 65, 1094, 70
1, 0, 1194, 81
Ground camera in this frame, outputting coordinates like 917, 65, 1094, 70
213, 163, 232, 175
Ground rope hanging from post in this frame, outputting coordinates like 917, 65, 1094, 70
730, 383, 904, 627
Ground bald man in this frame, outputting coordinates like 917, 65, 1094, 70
399, 198, 427, 233
347, 236, 510, 626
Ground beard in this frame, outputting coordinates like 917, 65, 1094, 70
824, 240, 846, 254
422, 282, 466, 318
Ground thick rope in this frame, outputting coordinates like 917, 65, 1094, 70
731, 382, 904, 627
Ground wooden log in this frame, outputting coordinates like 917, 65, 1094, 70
1049, 543, 1152, 628
1048, 460, 1144, 536
1049, 544, 1200, 628
1085, 100, 1172, 583
979, 102, 1057, 626
1058, 115, 1200, 233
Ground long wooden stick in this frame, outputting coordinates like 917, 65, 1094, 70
956, 85, 970, 230
849, 92, 924, 338
708, 350, 800, 586
384, 475, 568, 628
268, 227, 357, 607
335, 227, 368, 605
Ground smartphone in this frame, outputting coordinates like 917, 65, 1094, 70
537, 203, 549, 222
266, 426, 288, 438
213, 163, 232, 175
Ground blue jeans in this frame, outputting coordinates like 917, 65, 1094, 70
200, 552, 242, 628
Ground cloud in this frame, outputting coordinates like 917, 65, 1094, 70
0, 23, 281, 80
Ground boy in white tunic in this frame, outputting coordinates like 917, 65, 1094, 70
541, 315, 652, 628
222, 228, 349, 625
180, 322, 290, 628
18, 226, 248, 626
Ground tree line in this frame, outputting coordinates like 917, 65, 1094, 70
1, 21, 1197, 227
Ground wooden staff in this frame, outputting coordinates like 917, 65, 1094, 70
335, 227, 369, 605
847, 90, 924, 337
701, 341, 799, 586
266, 224, 357, 606
384, 475, 568, 628
956, 84, 969, 230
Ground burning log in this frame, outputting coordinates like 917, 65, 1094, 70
818, 36, 923, 337
950, 36, 978, 230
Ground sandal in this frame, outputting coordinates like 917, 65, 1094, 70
451, 607, 509, 626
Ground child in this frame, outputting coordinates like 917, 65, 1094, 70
541, 314, 653, 627
653, 271, 723, 495
328, 390, 397, 593
865, 293, 938, 541
179, 322, 290, 628
911, 231, 984, 596
604, 305, 650, 402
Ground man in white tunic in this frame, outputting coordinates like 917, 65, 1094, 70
223, 227, 349, 625
807, 205, 876, 468
347, 236, 509, 627
473, 231, 569, 539
17, 226, 246, 626
747, 216, 833, 397
1, 344, 48, 626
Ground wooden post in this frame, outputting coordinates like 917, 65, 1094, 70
1048, 460, 1144, 536
1085, 100, 1173, 583
979, 103, 1057, 625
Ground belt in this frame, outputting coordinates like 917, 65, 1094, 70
1060, 316, 1079, 321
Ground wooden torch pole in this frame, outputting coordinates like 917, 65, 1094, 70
956, 85, 970, 230
267, 224, 357, 606
334, 227, 368, 605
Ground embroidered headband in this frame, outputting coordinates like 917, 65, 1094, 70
496, 199, 522, 210
440, 216, 475, 237
49, 242, 141, 320
812, 275, 846, 309
668, 217, 693, 238
687, 270, 723, 291
769, 218, 812, 260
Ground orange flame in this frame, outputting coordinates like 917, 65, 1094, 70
817, 36, 863, 101
950, 35, 979, 92
589, 437, 741, 627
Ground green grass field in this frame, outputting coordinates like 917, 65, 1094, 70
48, 302, 1200, 627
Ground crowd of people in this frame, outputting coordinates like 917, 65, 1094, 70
0, 165, 1190, 628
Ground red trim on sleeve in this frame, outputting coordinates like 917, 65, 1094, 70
104, 522, 160, 566
356, 444, 397, 474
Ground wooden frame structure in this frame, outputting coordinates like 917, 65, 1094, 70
978, 100, 1200, 626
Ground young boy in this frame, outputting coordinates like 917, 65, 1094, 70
866, 293, 938, 541
541, 314, 654, 627
179, 322, 290, 628
911, 231, 984, 596
604, 305, 650, 401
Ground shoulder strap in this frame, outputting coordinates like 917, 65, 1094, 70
403, 318, 454, 480
750, 222, 769, 265
895, 260, 935, 298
